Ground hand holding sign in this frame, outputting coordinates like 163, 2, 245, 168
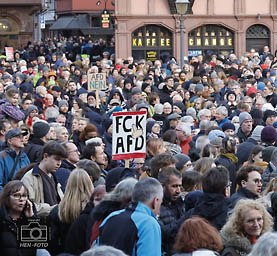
132, 124, 143, 139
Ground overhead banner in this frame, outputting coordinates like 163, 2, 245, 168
87, 73, 107, 91
112, 111, 147, 160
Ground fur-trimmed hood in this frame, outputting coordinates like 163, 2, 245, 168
220, 227, 252, 254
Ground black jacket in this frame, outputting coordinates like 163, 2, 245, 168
159, 86, 173, 104
159, 196, 185, 255
65, 202, 94, 255
236, 138, 258, 167
229, 186, 259, 210
23, 137, 45, 163
0, 204, 36, 256
236, 128, 252, 144
185, 193, 231, 230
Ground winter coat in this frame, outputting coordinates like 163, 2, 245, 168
236, 128, 252, 144
65, 202, 94, 255
23, 137, 45, 163
262, 163, 277, 191
185, 193, 231, 230
159, 85, 173, 104
103, 132, 112, 157
229, 187, 259, 210
48, 205, 71, 256
21, 164, 64, 217
0, 148, 30, 192
220, 226, 253, 256
159, 196, 186, 254
215, 155, 237, 195
0, 204, 36, 256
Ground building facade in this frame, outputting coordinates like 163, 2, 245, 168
115, 0, 277, 62
0, 0, 42, 50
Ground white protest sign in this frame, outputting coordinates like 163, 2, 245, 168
87, 73, 107, 91
112, 111, 147, 160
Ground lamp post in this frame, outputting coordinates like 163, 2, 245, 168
175, 0, 189, 69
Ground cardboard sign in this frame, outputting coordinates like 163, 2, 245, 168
87, 73, 107, 91
5, 47, 14, 61
112, 111, 147, 160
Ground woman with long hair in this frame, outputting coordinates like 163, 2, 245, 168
221, 199, 273, 256
48, 169, 94, 255
173, 216, 223, 255
0, 180, 36, 256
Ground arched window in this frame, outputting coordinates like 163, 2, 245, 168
132, 25, 173, 62
188, 25, 234, 58
0, 19, 12, 32
246, 24, 270, 54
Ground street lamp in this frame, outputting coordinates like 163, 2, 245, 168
175, 0, 189, 69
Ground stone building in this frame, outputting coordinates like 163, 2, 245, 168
0, 0, 42, 50
115, 0, 277, 61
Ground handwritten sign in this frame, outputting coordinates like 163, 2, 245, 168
5, 47, 14, 61
87, 73, 107, 91
112, 111, 147, 160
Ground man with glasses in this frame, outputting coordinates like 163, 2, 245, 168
0, 128, 30, 192
230, 165, 263, 210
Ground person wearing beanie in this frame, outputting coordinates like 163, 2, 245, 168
237, 112, 253, 143
237, 125, 264, 166
173, 101, 185, 115
122, 78, 133, 100
222, 122, 235, 136
263, 109, 277, 126
146, 120, 160, 139
174, 154, 192, 173
262, 148, 277, 190
257, 82, 265, 91
261, 126, 277, 146
23, 121, 51, 163
141, 82, 151, 94
250, 108, 264, 126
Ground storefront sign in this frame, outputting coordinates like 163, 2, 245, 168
188, 50, 202, 57
189, 37, 233, 47
146, 51, 157, 61
132, 37, 171, 47
88, 73, 107, 91
101, 10, 110, 29
112, 111, 147, 160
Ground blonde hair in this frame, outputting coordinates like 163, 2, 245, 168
263, 177, 277, 196
222, 199, 273, 238
58, 168, 94, 223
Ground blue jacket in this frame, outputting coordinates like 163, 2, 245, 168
0, 148, 30, 192
98, 201, 162, 256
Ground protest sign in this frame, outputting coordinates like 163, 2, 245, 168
87, 73, 107, 91
112, 111, 147, 160
5, 47, 14, 61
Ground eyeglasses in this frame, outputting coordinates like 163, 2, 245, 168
10, 193, 28, 200
135, 163, 144, 166
68, 149, 79, 154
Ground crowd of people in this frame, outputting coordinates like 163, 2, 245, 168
1, 36, 277, 255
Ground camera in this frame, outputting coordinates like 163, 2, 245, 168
21, 221, 48, 242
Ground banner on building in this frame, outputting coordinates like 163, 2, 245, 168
112, 111, 147, 160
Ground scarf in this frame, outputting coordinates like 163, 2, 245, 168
221, 153, 238, 164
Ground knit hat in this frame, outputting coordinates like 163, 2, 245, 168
210, 71, 218, 79
239, 112, 253, 125
195, 83, 204, 93
131, 87, 142, 95
33, 121, 50, 138
246, 86, 257, 96
250, 125, 264, 142
257, 82, 265, 91
222, 122, 235, 132
154, 104, 163, 115
136, 103, 149, 111
262, 146, 276, 163
253, 67, 262, 74
261, 126, 277, 144
77, 88, 88, 96
173, 101, 185, 112
26, 105, 38, 116
141, 82, 151, 92
146, 120, 158, 134
263, 110, 277, 123
210, 136, 223, 147
174, 154, 191, 171
208, 130, 226, 141
226, 91, 236, 101
59, 100, 69, 108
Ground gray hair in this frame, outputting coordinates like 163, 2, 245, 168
81, 245, 128, 256
195, 135, 210, 151
186, 107, 196, 119
77, 159, 101, 182
199, 120, 211, 130
197, 109, 211, 119
248, 232, 277, 256
216, 106, 228, 116
45, 107, 60, 120
132, 178, 163, 204
176, 122, 191, 137
105, 177, 137, 202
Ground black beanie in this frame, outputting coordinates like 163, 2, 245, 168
33, 121, 50, 138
